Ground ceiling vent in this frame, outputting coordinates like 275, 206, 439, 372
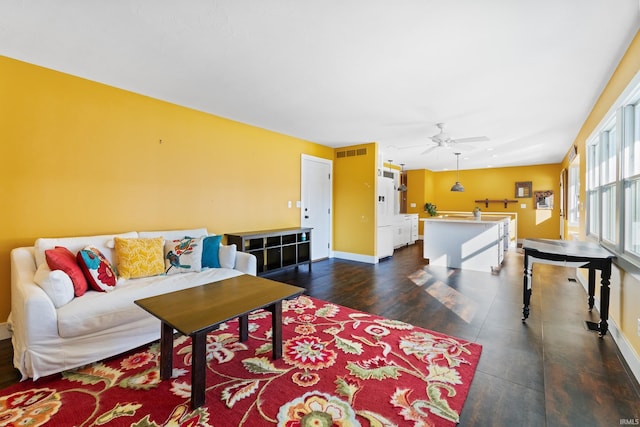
336, 148, 367, 159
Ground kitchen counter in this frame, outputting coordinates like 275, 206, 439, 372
422, 215, 510, 223
421, 215, 509, 271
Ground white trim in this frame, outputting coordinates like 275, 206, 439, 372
333, 251, 378, 264
575, 270, 640, 385
0, 322, 11, 340
587, 68, 640, 144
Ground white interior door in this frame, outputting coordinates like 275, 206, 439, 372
301, 155, 332, 260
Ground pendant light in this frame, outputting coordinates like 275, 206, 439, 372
398, 163, 407, 192
450, 153, 465, 192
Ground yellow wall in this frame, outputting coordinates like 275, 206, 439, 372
0, 55, 334, 320
406, 164, 562, 239
560, 30, 640, 359
405, 169, 435, 215
333, 143, 377, 256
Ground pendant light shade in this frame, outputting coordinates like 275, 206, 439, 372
450, 153, 464, 192
398, 163, 407, 192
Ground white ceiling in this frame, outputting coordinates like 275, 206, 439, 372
1, 1, 639, 171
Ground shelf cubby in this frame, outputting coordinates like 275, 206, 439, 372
226, 228, 312, 275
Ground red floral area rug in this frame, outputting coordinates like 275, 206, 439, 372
0, 296, 482, 426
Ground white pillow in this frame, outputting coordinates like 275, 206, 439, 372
219, 244, 237, 269
33, 263, 75, 308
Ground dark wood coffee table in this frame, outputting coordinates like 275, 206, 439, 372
135, 274, 304, 409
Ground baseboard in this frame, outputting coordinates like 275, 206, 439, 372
0, 322, 11, 340
575, 270, 640, 385
332, 251, 378, 264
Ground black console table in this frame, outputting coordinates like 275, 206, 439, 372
226, 228, 312, 275
522, 239, 614, 337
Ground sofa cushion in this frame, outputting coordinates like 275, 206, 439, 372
45, 246, 88, 297
164, 237, 203, 275
138, 228, 208, 241
202, 235, 223, 268
34, 231, 138, 268
33, 263, 75, 308
77, 247, 117, 292
56, 267, 244, 338
114, 237, 165, 279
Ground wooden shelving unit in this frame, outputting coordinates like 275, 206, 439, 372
475, 198, 519, 208
226, 228, 312, 275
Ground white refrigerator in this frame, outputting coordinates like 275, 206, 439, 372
377, 177, 395, 259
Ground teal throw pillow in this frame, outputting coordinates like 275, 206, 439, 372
202, 235, 223, 268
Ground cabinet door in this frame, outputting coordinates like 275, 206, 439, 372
410, 215, 419, 243
377, 226, 394, 258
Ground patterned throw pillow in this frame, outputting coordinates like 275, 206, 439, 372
114, 237, 165, 279
76, 246, 117, 292
164, 237, 203, 275
45, 246, 88, 297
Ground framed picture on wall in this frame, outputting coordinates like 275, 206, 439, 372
515, 181, 532, 198
535, 190, 554, 209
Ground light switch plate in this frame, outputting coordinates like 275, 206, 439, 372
520, 204, 526, 209
410, 203, 416, 208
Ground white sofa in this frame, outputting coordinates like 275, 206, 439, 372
8, 227, 257, 380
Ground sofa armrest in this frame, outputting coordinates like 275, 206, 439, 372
235, 251, 257, 276
10, 247, 59, 379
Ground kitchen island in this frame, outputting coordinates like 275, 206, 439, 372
421, 215, 510, 271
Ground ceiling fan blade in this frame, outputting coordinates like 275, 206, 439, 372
396, 143, 425, 150
452, 136, 489, 144
420, 146, 438, 155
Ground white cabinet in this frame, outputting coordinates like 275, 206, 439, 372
409, 214, 419, 244
393, 214, 419, 248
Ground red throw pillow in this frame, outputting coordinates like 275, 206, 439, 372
45, 246, 88, 297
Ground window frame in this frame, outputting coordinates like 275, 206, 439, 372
586, 70, 640, 266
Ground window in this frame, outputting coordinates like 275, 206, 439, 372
623, 104, 640, 256
587, 74, 640, 262
568, 164, 580, 226
601, 128, 617, 245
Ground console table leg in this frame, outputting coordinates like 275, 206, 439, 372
598, 263, 612, 338
522, 252, 532, 322
587, 269, 596, 311
160, 322, 173, 380
191, 331, 207, 409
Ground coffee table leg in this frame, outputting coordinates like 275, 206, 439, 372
191, 331, 207, 409
160, 322, 173, 380
239, 314, 249, 342
269, 301, 283, 359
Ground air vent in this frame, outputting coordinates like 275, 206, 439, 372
383, 170, 394, 179
336, 148, 367, 159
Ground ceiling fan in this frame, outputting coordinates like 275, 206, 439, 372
420, 123, 489, 155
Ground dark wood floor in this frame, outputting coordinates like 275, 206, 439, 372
1, 241, 639, 425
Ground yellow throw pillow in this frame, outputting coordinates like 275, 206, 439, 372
114, 237, 165, 279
